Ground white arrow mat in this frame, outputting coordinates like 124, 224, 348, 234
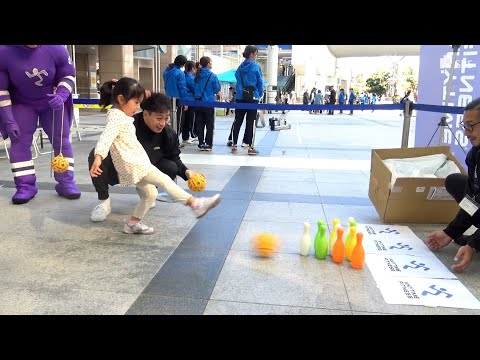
375, 277, 480, 310
366, 253, 457, 281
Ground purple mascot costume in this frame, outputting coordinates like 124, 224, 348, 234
0, 45, 81, 204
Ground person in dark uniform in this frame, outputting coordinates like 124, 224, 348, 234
328, 87, 336, 115
427, 97, 480, 272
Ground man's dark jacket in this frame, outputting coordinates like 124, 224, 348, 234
134, 112, 188, 181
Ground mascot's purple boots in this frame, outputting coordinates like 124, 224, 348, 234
12, 174, 38, 204
54, 167, 81, 200
9, 120, 81, 204
12, 169, 80, 204
10, 138, 81, 203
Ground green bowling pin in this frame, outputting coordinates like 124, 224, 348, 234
348, 216, 357, 228
314, 220, 328, 260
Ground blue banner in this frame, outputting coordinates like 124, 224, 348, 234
415, 45, 480, 165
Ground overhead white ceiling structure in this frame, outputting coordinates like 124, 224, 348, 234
75, 45, 158, 54
327, 45, 421, 58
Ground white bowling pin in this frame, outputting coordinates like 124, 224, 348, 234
300, 222, 312, 256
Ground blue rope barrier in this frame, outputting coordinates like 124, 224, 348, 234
73, 98, 465, 114
413, 103, 464, 114
73, 98, 100, 105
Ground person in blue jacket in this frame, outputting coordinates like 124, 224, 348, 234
371, 92, 377, 112
338, 89, 345, 114
348, 88, 356, 115
183, 60, 197, 143
163, 55, 188, 143
193, 56, 221, 151
230, 45, 264, 155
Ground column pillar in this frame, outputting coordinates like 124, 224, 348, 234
75, 52, 89, 98
98, 45, 134, 86
267, 45, 279, 104
87, 50, 99, 98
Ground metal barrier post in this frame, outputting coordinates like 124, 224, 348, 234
401, 99, 411, 148
72, 93, 82, 141
172, 97, 178, 134
439, 45, 460, 145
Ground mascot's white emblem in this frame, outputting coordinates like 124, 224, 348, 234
25, 68, 49, 86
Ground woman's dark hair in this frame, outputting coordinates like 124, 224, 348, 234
168, 55, 188, 69
99, 77, 145, 108
140, 92, 172, 113
242, 45, 258, 59
184, 60, 196, 73
195, 56, 211, 82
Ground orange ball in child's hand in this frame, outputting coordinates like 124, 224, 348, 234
252, 233, 280, 257
188, 173, 206, 192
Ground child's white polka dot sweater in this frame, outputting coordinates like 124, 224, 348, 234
94, 108, 156, 186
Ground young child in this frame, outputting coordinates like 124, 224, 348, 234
90, 77, 221, 234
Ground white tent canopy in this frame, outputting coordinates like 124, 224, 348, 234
327, 45, 420, 58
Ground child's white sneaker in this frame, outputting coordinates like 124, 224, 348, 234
123, 220, 154, 234
192, 194, 221, 219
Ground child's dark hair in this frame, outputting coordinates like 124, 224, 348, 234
99, 77, 145, 108
195, 56, 211, 83
140, 92, 172, 113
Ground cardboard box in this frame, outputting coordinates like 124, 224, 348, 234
369, 146, 467, 224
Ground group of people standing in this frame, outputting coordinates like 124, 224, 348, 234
303, 87, 337, 114
301, 87, 378, 115
163, 54, 221, 151
163, 45, 263, 156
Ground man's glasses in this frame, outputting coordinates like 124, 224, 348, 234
460, 121, 480, 131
